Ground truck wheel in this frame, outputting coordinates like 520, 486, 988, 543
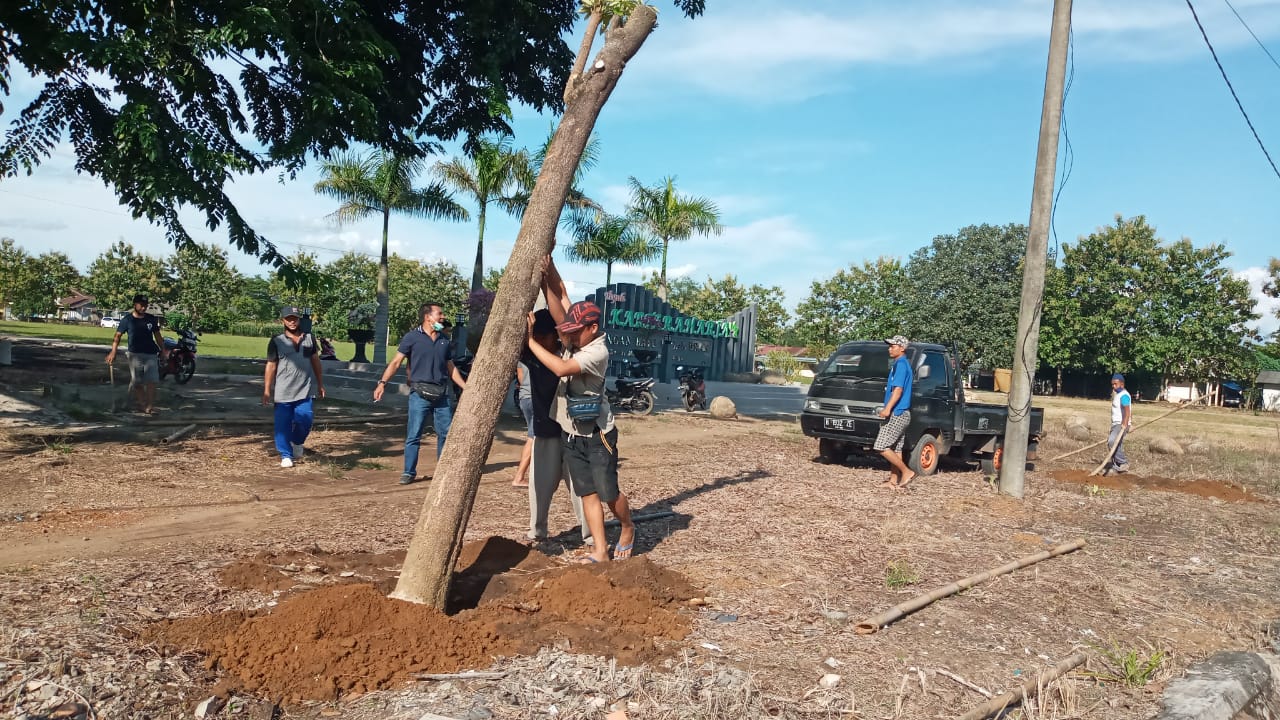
818, 438, 846, 464
979, 446, 1002, 476
909, 433, 941, 476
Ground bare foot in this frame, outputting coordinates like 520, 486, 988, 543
879, 477, 899, 489
511, 477, 529, 488
897, 472, 917, 489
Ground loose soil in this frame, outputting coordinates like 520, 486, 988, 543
147, 537, 699, 704
1050, 468, 1261, 502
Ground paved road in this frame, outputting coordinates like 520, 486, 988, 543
637, 379, 808, 419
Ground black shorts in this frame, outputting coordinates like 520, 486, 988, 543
563, 427, 620, 503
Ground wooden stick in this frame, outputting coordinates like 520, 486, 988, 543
854, 539, 1085, 634
1087, 424, 1127, 477
956, 652, 1086, 720
160, 423, 197, 444
1046, 395, 1208, 463
412, 670, 507, 681
30, 680, 97, 720
604, 510, 675, 527
935, 668, 993, 698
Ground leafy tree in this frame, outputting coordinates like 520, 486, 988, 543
165, 243, 243, 332
316, 252, 378, 336
512, 128, 602, 215
902, 223, 1029, 369
626, 176, 722, 301
82, 240, 169, 313
0, 238, 33, 317
793, 258, 909, 359
1266, 258, 1280, 340
434, 136, 531, 290
232, 276, 279, 322
23, 252, 82, 318
1, 0, 579, 274
642, 272, 698, 305
268, 252, 327, 315
482, 267, 506, 292
315, 151, 468, 362
386, 256, 468, 337
667, 274, 788, 344
563, 209, 660, 287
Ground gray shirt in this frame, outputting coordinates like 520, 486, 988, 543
552, 333, 614, 437
517, 361, 532, 401
267, 332, 319, 403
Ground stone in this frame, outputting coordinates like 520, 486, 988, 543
819, 673, 842, 689
1185, 439, 1211, 455
1065, 424, 1091, 442
709, 396, 737, 419
820, 609, 849, 623
1156, 651, 1278, 720
194, 696, 224, 718
1149, 436, 1185, 456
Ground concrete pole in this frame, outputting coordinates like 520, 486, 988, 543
1000, 0, 1073, 499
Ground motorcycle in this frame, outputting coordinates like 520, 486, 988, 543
677, 365, 707, 412
159, 328, 199, 384
607, 355, 657, 416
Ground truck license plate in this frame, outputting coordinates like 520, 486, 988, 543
824, 417, 857, 430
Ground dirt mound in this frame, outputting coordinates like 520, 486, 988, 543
217, 548, 407, 594
1050, 469, 1259, 502
148, 537, 700, 704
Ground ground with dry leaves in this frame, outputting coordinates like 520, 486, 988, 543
2, 361, 1279, 719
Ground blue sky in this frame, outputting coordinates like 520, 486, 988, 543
2, 0, 1279, 334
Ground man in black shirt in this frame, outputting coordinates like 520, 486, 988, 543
105, 294, 167, 414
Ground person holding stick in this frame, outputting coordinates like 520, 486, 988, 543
105, 294, 166, 415
1107, 373, 1132, 474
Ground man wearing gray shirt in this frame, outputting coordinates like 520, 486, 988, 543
262, 306, 326, 468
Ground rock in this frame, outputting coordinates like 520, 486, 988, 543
145, 659, 163, 673
466, 707, 493, 720
819, 673, 842, 689
709, 396, 737, 419
1185, 439, 1211, 455
820, 609, 849, 623
1065, 424, 1091, 442
1149, 436, 1184, 455
760, 370, 788, 385
1066, 414, 1089, 428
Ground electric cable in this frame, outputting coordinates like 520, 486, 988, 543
1222, 0, 1280, 72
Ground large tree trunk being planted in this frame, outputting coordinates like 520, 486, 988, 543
391, 6, 659, 608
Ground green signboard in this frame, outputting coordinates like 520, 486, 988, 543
608, 308, 740, 339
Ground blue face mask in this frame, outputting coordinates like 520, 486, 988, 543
431, 322, 444, 332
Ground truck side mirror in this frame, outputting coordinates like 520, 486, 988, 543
918, 365, 931, 380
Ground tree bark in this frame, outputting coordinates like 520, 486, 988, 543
658, 236, 670, 301
375, 207, 391, 364
471, 204, 487, 291
391, 6, 660, 609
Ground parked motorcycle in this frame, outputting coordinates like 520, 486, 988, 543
677, 365, 707, 412
159, 328, 199, 384
607, 354, 657, 415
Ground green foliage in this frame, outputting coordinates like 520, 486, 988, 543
793, 257, 909, 358
563, 209, 661, 287
166, 243, 243, 332
483, 267, 506, 292
0, 0, 580, 271
163, 312, 194, 332
885, 561, 919, 589
386, 257, 468, 338
626, 176, 723, 298
1085, 640, 1166, 687
315, 252, 378, 335
8, 249, 81, 318
268, 252, 327, 315
435, 135, 532, 290
82, 240, 169, 313
902, 223, 1029, 369
657, 273, 789, 344
764, 350, 801, 381
232, 276, 280, 322
225, 321, 284, 338
0, 238, 32, 314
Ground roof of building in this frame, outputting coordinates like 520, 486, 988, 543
1258, 370, 1280, 387
56, 291, 95, 309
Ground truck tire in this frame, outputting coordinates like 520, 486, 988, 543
818, 438, 846, 464
979, 445, 1002, 476
909, 433, 941, 476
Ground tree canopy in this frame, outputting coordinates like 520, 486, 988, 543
0, 0, 580, 272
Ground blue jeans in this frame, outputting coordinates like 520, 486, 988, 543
404, 390, 453, 478
1108, 423, 1129, 469
273, 398, 314, 458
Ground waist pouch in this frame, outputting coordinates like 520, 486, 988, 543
412, 382, 447, 401
565, 393, 602, 421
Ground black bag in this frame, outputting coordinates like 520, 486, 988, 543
565, 393, 602, 421
412, 381, 447, 401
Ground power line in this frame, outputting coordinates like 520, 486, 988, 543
1185, 0, 1280, 182
1222, 0, 1280, 72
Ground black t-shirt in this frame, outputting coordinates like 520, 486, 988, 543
116, 313, 161, 354
521, 347, 562, 438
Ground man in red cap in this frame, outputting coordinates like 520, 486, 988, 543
525, 257, 635, 563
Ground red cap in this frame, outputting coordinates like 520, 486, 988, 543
556, 301, 602, 333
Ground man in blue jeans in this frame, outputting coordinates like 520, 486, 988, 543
262, 306, 326, 468
374, 302, 467, 485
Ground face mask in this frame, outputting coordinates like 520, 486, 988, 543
431, 322, 444, 331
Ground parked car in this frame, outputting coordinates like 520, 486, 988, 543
799, 340, 1044, 476
100, 315, 122, 328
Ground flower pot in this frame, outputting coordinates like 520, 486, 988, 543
347, 329, 375, 364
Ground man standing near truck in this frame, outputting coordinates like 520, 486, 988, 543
876, 335, 916, 489
1107, 373, 1132, 474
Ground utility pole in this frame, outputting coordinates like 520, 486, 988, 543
1001, 0, 1072, 499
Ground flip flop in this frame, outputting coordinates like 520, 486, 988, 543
575, 555, 602, 565
613, 543, 633, 560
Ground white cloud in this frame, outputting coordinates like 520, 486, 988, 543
1237, 266, 1280, 339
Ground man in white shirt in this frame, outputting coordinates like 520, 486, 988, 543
1108, 373, 1133, 474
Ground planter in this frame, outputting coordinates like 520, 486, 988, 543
347, 328, 375, 364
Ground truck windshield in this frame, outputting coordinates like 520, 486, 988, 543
816, 345, 890, 380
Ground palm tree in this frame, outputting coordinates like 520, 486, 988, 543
315, 150, 468, 363
512, 129, 603, 216
563, 209, 661, 288
434, 136, 531, 291
626, 176, 723, 301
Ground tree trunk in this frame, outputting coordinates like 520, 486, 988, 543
658, 236, 670, 301
374, 208, 391, 364
391, 5, 661, 609
1055, 366, 1063, 395
471, 204, 487, 291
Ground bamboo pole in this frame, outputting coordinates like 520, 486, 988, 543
1086, 424, 1126, 477
854, 539, 1085, 635
956, 652, 1086, 720
1046, 395, 1209, 463
160, 423, 197, 444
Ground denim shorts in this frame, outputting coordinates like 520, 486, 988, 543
519, 397, 535, 438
